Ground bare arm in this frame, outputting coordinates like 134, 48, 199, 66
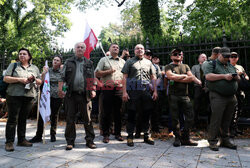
150, 74, 158, 101
4, 76, 29, 84
95, 69, 115, 78
122, 74, 129, 102
206, 73, 233, 81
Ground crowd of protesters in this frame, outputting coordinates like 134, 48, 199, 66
1, 42, 249, 152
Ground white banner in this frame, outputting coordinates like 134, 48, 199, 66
39, 61, 51, 123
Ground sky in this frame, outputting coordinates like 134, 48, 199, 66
57, 0, 193, 50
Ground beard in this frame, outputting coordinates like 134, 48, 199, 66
173, 59, 181, 63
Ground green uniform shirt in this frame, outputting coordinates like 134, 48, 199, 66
49, 67, 61, 98
95, 56, 125, 87
121, 56, 156, 85
5, 62, 41, 97
203, 59, 238, 96
165, 64, 191, 96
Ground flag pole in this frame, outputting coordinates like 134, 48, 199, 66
36, 87, 40, 132
98, 41, 113, 69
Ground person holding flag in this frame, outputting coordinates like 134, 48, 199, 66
29, 56, 63, 143
58, 42, 97, 150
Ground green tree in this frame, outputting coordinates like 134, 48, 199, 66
183, 0, 250, 39
140, 0, 162, 37
0, 0, 73, 66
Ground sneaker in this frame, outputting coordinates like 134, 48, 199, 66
127, 138, 134, 147
29, 136, 42, 143
173, 137, 181, 147
17, 140, 33, 147
5, 142, 14, 152
209, 144, 219, 151
86, 142, 97, 149
102, 136, 109, 143
144, 137, 155, 145
115, 135, 124, 141
50, 135, 56, 142
220, 140, 237, 150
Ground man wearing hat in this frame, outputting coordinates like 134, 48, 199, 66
204, 47, 238, 151
165, 48, 198, 147
229, 52, 249, 137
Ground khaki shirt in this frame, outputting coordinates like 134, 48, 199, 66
121, 56, 156, 85
49, 68, 61, 98
5, 62, 41, 97
95, 56, 125, 87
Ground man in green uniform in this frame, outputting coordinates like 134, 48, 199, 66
165, 48, 198, 147
122, 44, 158, 147
204, 47, 238, 151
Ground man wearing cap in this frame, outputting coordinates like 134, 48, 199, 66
165, 48, 198, 147
229, 52, 249, 137
122, 44, 158, 147
95, 43, 125, 143
191, 53, 207, 125
204, 47, 238, 151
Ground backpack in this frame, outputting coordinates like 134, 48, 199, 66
238, 74, 250, 91
0, 63, 17, 98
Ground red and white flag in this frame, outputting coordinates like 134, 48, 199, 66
83, 21, 98, 59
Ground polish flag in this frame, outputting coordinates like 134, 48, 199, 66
83, 21, 98, 59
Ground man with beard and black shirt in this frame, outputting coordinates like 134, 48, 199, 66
165, 48, 198, 147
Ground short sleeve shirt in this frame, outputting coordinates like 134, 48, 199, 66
49, 68, 61, 98
5, 62, 41, 97
203, 59, 238, 96
121, 56, 156, 85
95, 56, 125, 87
165, 63, 191, 96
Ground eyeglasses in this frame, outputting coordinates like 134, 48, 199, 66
173, 53, 182, 56
230, 56, 238, 58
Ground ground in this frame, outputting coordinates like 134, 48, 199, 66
0, 120, 249, 168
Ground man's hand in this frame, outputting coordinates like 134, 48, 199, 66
152, 91, 158, 101
58, 90, 66, 98
224, 74, 233, 81
42, 66, 49, 74
109, 69, 116, 74
19, 78, 29, 84
90, 91, 96, 99
122, 91, 130, 102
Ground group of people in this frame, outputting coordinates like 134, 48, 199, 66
2, 42, 248, 152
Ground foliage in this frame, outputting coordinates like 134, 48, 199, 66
183, 0, 250, 39
0, 0, 73, 68
140, 0, 162, 37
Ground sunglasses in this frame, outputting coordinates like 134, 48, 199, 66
230, 55, 238, 58
222, 55, 230, 58
173, 53, 182, 56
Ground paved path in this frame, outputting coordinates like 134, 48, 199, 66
0, 120, 249, 168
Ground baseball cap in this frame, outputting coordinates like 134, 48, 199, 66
212, 47, 221, 54
145, 49, 153, 56
170, 48, 182, 55
231, 52, 238, 56
220, 47, 231, 58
